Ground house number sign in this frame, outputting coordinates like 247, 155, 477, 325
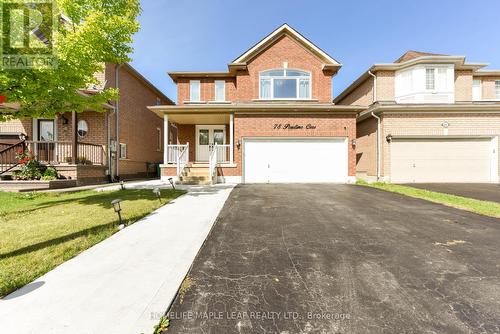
273, 123, 317, 130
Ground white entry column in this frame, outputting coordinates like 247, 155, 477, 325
229, 113, 234, 164
163, 114, 169, 164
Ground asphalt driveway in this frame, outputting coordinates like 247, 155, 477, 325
404, 183, 499, 203
167, 184, 500, 334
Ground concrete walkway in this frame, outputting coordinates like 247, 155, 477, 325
0, 182, 235, 334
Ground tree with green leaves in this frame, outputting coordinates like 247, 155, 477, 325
0, 0, 141, 120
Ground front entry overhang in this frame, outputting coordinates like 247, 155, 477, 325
148, 102, 366, 119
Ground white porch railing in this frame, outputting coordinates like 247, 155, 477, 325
167, 144, 189, 177
213, 144, 230, 163
166, 144, 189, 164
176, 144, 189, 177
208, 144, 230, 184
208, 144, 218, 184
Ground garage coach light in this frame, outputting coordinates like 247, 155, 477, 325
351, 139, 357, 147
386, 134, 393, 143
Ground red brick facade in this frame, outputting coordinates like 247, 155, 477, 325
229, 114, 356, 177
161, 25, 358, 182
0, 63, 173, 184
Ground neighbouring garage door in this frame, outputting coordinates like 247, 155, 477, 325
243, 138, 348, 183
391, 138, 494, 183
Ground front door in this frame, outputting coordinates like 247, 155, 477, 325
37, 119, 55, 162
196, 126, 225, 162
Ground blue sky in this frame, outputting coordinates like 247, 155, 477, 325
130, 0, 500, 101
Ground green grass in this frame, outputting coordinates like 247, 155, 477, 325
0, 188, 186, 298
357, 180, 500, 218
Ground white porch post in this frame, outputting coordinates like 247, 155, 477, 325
164, 114, 169, 164
229, 113, 234, 164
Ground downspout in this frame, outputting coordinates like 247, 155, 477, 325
115, 64, 123, 180
368, 70, 381, 181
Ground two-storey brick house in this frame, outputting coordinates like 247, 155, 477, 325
335, 51, 500, 183
0, 63, 173, 185
150, 24, 364, 184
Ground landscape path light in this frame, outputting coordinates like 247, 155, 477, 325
111, 199, 125, 229
168, 177, 175, 190
120, 180, 125, 190
153, 187, 162, 203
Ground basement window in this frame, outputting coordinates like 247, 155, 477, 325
119, 143, 127, 159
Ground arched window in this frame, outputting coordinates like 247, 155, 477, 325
77, 120, 88, 138
259, 69, 311, 99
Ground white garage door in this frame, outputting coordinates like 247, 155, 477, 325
243, 138, 348, 183
391, 138, 495, 183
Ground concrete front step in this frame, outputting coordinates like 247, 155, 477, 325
179, 164, 213, 185
182, 168, 210, 177
179, 175, 211, 182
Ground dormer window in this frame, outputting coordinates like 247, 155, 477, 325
259, 69, 311, 99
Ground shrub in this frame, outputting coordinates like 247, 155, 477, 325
64, 156, 92, 165
42, 167, 58, 181
14, 149, 43, 180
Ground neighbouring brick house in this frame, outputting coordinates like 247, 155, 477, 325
0, 63, 173, 185
150, 24, 365, 184
335, 51, 500, 183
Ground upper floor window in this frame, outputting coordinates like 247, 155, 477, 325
259, 69, 311, 99
395, 64, 454, 103
496, 80, 500, 99
214, 80, 225, 101
190, 80, 200, 102
472, 79, 482, 101
425, 68, 435, 90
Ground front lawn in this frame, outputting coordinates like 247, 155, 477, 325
0, 188, 185, 298
357, 181, 500, 218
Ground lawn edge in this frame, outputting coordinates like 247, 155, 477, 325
356, 181, 500, 219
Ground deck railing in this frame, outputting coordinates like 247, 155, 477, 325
26, 141, 106, 165
0, 140, 26, 175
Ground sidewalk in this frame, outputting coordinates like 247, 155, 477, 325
0, 183, 235, 334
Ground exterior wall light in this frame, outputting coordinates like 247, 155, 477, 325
168, 177, 175, 190
386, 134, 393, 143
351, 139, 356, 147
236, 139, 241, 149
111, 199, 124, 229
153, 187, 162, 203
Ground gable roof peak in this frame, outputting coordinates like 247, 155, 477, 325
395, 50, 449, 63
229, 23, 341, 72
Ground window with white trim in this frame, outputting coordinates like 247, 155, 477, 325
119, 143, 127, 159
189, 80, 200, 102
395, 64, 454, 103
496, 80, 500, 99
214, 80, 225, 101
259, 69, 311, 99
472, 79, 482, 101
425, 68, 435, 90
